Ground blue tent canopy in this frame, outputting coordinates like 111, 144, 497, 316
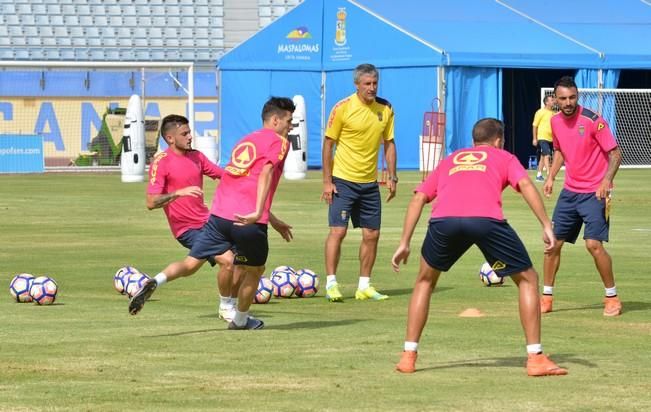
217, 0, 651, 169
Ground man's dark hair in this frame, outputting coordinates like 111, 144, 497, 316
553, 76, 577, 94
261, 97, 296, 121
472, 118, 504, 144
160, 114, 189, 138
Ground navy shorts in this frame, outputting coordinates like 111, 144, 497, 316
552, 189, 609, 243
538, 140, 553, 156
328, 176, 381, 229
421, 217, 532, 277
189, 215, 269, 266
176, 228, 217, 267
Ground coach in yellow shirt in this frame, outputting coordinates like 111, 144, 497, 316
532, 95, 555, 181
321, 63, 397, 302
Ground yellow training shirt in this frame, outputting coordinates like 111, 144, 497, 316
532, 107, 554, 142
325, 93, 395, 183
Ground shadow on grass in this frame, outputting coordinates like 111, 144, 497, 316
264, 318, 367, 330
416, 353, 595, 373
545, 300, 650, 314
143, 318, 366, 337
381, 286, 453, 297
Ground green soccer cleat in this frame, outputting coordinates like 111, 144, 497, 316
355, 285, 389, 301
325, 282, 343, 302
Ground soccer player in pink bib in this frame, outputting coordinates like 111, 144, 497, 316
146, 114, 238, 321
130, 97, 295, 330
392, 118, 567, 377
542, 76, 623, 316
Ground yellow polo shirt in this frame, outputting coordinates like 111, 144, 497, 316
532, 107, 554, 142
325, 93, 394, 183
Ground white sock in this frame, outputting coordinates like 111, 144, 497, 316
154, 273, 167, 286
326, 275, 337, 288
233, 310, 248, 326
404, 341, 418, 352
231, 297, 239, 310
219, 295, 231, 309
536, 172, 543, 177
605, 286, 617, 297
526, 344, 543, 354
543, 285, 553, 295
358, 276, 370, 290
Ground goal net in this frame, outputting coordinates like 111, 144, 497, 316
0, 62, 195, 171
541, 87, 651, 168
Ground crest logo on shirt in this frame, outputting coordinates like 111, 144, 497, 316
449, 151, 487, 175
597, 122, 605, 131
377, 112, 383, 122
225, 142, 257, 176
578, 125, 585, 136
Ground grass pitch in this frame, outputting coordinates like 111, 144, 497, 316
1, 170, 650, 411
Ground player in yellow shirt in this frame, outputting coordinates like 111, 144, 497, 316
321, 63, 397, 302
532, 95, 555, 182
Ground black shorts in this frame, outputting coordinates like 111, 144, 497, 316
538, 140, 553, 156
328, 176, 381, 229
176, 228, 217, 267
552, 189, 609, 243
189, 215, 269, 266
421, 217, 532, 276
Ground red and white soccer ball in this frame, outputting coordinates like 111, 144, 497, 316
9, 273, 35, 303
270, 266, 298, 298
124, 272, 151, 298
295, 268, 320, 298
29, 276, 58, 305
479, 262, 504, 287
253, 276, 273, 304
114, 266, 141, 294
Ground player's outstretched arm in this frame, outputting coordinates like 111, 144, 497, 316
269, 212, 293, 242
384, 139, 397, 202
543, 149, 564, 198
146, 186, 203, 210
519, 177, 555, 253
392, 192, 428, 272
596, 147, 622, 200
321, 137, 337, 204
234, 163, 273, 226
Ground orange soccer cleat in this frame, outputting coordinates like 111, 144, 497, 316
603, 296, 622, 317
540, 295, 553, 313
396, 351, 418, 374
526, 353, 568, 377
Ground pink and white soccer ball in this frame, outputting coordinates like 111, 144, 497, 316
295, 269, 320, 298
29, 276, 58, 305
114, 266, 141, 294
124, 272, 151, 298
270, 266, 298, 298
253, 276, 273, 304
9, 273, 35, 303
479, 262, 505, 287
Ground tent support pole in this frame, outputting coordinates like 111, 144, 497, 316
437, 66, 446, 111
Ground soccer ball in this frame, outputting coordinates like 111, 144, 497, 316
114, 266, 141, 294
29, 276, 58, 305
479, 262, 504, 287
9, 273, 35, 303
253, 276, 273, 304
270, 267, 298, 298
295, 269, 320, 298
124, 272, 151, 299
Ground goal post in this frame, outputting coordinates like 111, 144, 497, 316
0, 61, 195, 171
541, 87, 651, 168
